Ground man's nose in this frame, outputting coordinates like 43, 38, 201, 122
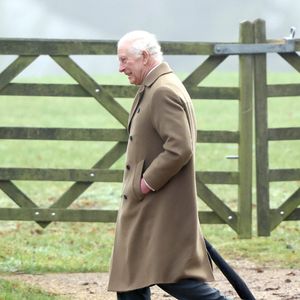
119, 64, 125, 73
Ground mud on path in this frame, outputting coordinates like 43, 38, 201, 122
1, 260, 300, 299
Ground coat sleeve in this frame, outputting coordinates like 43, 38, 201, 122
142, 86, 194, 191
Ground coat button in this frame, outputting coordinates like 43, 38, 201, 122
129, 135, 133, 141
126, 165, 130, 170
137, 107, 141, 113
123, 195, 128, 200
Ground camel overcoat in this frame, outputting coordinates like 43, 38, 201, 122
108, 62, 214, 292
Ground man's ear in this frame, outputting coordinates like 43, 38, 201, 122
142, 50, 150, 65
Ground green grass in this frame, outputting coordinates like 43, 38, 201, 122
0, 72, 299, 296
0, 222, 114, 273
202, 222, 300, 268
0, 278, 65, 299
0, 221, 299, 275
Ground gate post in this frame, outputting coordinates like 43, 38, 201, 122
238, 21, 254, 238
253, 19, 271, 236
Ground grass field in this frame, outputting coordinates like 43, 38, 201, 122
0, 277, 65, 299
0, 72, 299, 296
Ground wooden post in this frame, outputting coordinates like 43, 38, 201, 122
253, 19, 271, 236
238, 21, 254, 238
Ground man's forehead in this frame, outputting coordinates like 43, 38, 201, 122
118, 41, 129, 53
118, 44, 135, 58
118, 39, 131, 50
117, 46, 127, 56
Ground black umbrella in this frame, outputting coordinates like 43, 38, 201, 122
205, 239, 256, 300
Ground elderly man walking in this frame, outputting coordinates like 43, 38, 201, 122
108, 30, 230, 300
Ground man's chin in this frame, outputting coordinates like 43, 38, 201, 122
128, 78, 137, 85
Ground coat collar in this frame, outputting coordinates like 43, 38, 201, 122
143, 62, 173, 87
127, 62, 173, 133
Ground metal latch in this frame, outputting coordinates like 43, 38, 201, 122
214, 26, 296, 55
214, 40, 295, 55
285, 26, 296, 39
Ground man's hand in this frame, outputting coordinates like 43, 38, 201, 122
140, 178, 151, 194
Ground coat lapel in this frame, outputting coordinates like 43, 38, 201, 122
127, 62, 172, 133
127, 85, 145, 133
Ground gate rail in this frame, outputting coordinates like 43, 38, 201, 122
253, 19, 300, 236
0, 19, 299, 237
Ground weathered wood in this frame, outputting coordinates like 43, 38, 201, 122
161, 41, 216, 55
196, 171, 239, 184
0, 181, 49, 227
0, 39, 117, 55
0, 168, 123, 182
270, 188, 300, 230
0, 181, 38, 208
51, 55, 129, 127
269, 169, 300, 181
0, 208, 118, 222
0, 83, 138, 98
197, 130, 239, 143
0, 38, 300, 55
268, 84, 300, 97
41, 142, 127, 228
279, 52, 300, 72
238, 20, 254, 238
50, 142, 126, 209
0, 127, 239, 143
0, 83, 240, 100
196, 176, 238, 231
183, 55, 228, 86
198, 211, 226, 224
0, 169, 239, 186
270, 209, 300, 222
0, 39, 216, 55
254, 19, 271, 236
1, 20, 299, 235
187, 86, 239, 99
0, 38, 297, 56
268, 128, 300, 141
284, 208, 300, 220
0, 127, 128, 141
0, 207, 226, 224
0, 56, 37, 91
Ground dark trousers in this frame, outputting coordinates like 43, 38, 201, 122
117, 278, 231, 300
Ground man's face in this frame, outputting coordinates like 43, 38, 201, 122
118, 42, 146, 85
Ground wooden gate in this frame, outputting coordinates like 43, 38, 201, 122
0, 19, 298, 237
253, 19, 300, 236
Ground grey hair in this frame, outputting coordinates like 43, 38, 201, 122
118, 30, 163, 63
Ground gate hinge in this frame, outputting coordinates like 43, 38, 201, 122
214, 39, 295, 55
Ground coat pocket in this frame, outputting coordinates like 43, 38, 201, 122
132, 159, 145, 201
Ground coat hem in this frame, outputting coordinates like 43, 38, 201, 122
107, 275, 215, 292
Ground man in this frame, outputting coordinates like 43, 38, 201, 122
108, 30, 230, 300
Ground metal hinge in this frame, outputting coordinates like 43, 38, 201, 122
214, 26, 296, 55
214, 40, 295, 55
